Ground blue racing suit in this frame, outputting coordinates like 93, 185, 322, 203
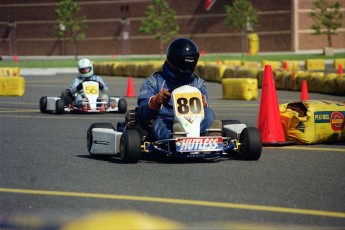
137, 61, 215, 140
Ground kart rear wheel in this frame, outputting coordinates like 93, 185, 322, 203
120, 129, 141, 163
118, 98, 127, 113
239, 127, 262, 160
55, 99, 65, 114
87, 123, 116, 156
39, 96, 48, 113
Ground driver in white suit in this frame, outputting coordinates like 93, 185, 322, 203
69, 58, 109, 111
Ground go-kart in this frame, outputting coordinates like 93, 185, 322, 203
39, 81, 127, 114
87, 85, 262, 163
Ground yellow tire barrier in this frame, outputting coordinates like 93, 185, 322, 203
241, 61, 259, 68
262, 60, 280, 69
0, 76, 25, 96
222, 78, 258, 100
282, 60, 300, 71
93, 61, 345, 96
203, 63, 223, 82
222, 60, 241, 67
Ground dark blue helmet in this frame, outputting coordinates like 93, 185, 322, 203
166, 38, 200, 74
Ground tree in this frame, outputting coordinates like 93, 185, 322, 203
55, 0, 86, 59
139, 0, 179, 57
224, 0, 259, 56
310, 0, 343, 48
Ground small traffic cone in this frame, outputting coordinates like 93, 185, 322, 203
257, 65, 294, 146
283, 61, 288, 70
338, 64, 343, 74
300, 80, 309, 100
126, 76, 135, 97
13, 55, 18, 63
201, 50, 205, 57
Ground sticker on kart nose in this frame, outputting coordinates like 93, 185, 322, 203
176, 137, 223, 152
173, 92, 204, 116
84, 83, 99, 95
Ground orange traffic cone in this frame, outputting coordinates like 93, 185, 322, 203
283, 61, 288, 70
300, 80, 309, 100
13, 55, 18, 63
126, 76, 135, 97
338, 64, 343, 74
257, 65, 293, 146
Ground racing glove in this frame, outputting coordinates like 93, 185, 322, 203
149, 88, 171, 110
202, 95, 208, 108
99, 82, 104, 90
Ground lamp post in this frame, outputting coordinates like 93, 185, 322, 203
59, 23, 65, 55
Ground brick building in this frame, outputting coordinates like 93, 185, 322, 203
0, 0, 344, 56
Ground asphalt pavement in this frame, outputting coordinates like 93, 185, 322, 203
0, 72, 344, 229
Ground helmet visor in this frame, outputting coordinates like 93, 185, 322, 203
79, 67, 92, 74
173, 53, 199, 71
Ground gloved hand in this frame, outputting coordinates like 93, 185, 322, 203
149, 89, 171, 110
99, 82, 104, 90
202, 95, 208, 108
76, 82, 83, 92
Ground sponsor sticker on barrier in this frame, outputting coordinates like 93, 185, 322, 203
314, 111, 345, 131
175, 137, 223, 152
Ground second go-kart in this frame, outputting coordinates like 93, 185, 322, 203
87, 85, 262, 163
39, 81, 127, 114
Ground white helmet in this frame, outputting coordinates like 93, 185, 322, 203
78, 58, 94, 78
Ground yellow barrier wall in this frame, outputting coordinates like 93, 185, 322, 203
305, 59, 325, 70
0, 67, 21, 77
334, 58, 345, 69
0, 76, 25, 96
222, 78, 258, 100
280, 100, 345, 144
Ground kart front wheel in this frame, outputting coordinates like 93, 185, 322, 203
239, 127, 262, 160
118, 98, 127, 113
120, 129, 141, 163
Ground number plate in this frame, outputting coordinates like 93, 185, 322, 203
175, 137, 223, 152
84, 82, 99, 95
173, 91, 204, 116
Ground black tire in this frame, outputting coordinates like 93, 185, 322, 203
39, 96, 48, 113
239, 127, 262, 160
118, 98, 127, 113
222, 120, 242, 137
87, 123, 116, 156
120, 129, 141, 163
55, 99, 65, 114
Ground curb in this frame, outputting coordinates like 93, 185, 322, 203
20, 68, 77, 76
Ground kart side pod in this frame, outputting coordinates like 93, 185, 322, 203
223, 124, 246, 140
89, 128, 122, 155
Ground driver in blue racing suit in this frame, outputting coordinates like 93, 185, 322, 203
137, 38, 221, 140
